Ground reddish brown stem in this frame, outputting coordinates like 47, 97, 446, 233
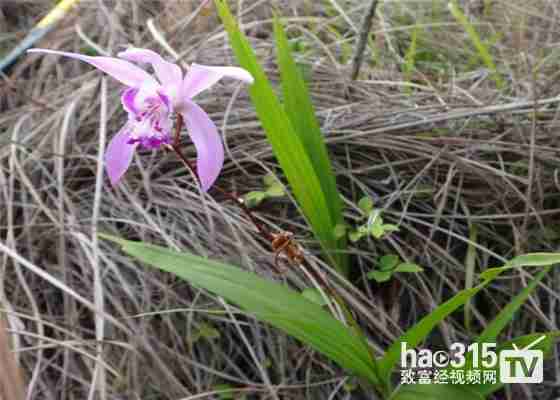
170, 114, 274, 242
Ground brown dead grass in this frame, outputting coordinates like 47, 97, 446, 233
1, 0, 560, 399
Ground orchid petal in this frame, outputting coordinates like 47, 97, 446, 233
105, 125, 137, 185
27, 48, 157, 88
121, 88, 139, 114
181, 101, 224, 191
118, 48, 182, 89
181, 63, 254, 99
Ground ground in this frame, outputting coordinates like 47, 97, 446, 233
1, 0, 560, 399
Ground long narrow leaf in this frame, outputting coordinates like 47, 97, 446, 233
377, 286, 483, 385
477, 267, 550, 343
273, 17, 344, 231
470, 332, 559, 396
448, 0, 503, 88
101, 235, 377, 383
391, 266, 557, 398
480, 252, 560, 280
377, 253, 559, 386
395, 332, 559, 399
214, 0, 347, 274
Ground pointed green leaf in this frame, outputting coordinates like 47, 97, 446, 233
358, 197, 374, 214
378, 286, 484, 385
302, 288, 328, 306
102, 235, 377, 383
367, 270, 393, 283
370, 223, 385, 239
263, 173, 278, 187
349, 230, 363, 243
469, 332, 559, 396
265, 182, 285, 198
480, 252, 560, 280
395, 263, 423, 273
244, 191, 266, 208
478, 267, 550, 343
214, 0, 347, 274
379, 255, 400, 271
333, 224, 347, 240
382, 224, 400, 233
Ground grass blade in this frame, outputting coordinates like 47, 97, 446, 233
448, 0, 504, 89
214, 0, 347, 274
464, 224, 478, 333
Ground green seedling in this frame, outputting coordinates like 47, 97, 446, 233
367, 254, 423, 283
349, 197, 399, 242
244, 173, 286, 208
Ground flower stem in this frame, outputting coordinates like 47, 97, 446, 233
170, 113, 274, 242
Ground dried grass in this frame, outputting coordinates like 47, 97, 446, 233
1, 0, 560, 398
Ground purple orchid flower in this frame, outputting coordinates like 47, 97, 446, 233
27, 47, 253, 191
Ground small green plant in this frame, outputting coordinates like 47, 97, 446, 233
213, 383, 246, 400
243, 173, 286, 208
87, 2, 560, 399
103, 234, 560, 400
367, 254, 423, 283
349, 197, 399, 242
403, 23, 420, 92
190, 322, 221, 344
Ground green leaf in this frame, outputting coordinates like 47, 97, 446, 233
213, 384, 239, 400
265, 182, 285, 198
391, 383, 484, 400
273, 15, 347, 273
379, 255, 400, 271
378, 286, 484, 386
302, 288, 328, 306
468, 332, 559, 396
465, 268, 552, 396
480, 252, 560, 280
382, 224, 400, 233
477, 267, 550, 343
349, 230, 363, 243
448, 1, 504, 89
377, 254, 556, 387
367, 270, 393, 283
395, 263, 423, 273
263, 173, 277, 187
464, 224, 478, 333
413, 332, 559, 398
102, 235, 378, 384
244, 191, 266, 208
358, 197, 374, 214
370, 223, 385, 239
403, 24, 420, 94
192, 322, 221, 342
333, 224, 347, 240
215, 1, 347, 274
390, 266, 558, 398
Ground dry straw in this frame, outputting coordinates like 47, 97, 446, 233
0, 317, 25, 400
